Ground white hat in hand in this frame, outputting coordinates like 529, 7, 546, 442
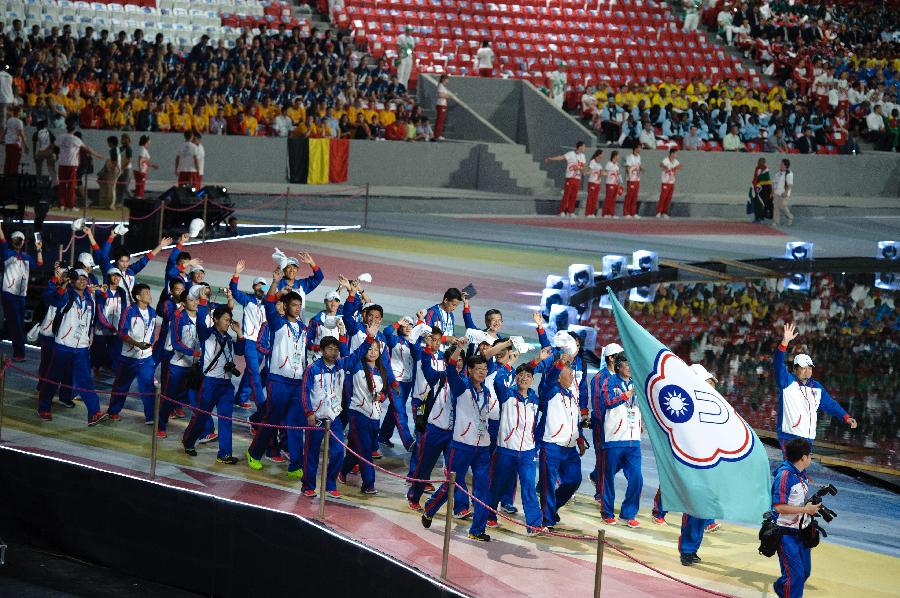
114, 223, 129, 236
71, 217, 85, 232
188, 218, 205, 239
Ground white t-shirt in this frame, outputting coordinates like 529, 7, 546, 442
436, 83, 449, 107
661, 157, 680, 184
176, 141, 198, 173
0, 71, 14, 103
773, 170, 794, 195
563, 150, 585, 180
137, 146, 151, 173
3, 117, 24, 145
474, 47, 494, 69
625, 153, 642, 182
56, 132, 84, 167
194, 142, 205, 176
587, 158, 603, 184
604, 160, 621, 186
35, 129, 53, 152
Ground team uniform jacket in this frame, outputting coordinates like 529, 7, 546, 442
538, 361, 583, 448
596, 372, 642, 447
494, 382, 540, 453
382, 323, 417, 383
49, 286, 96, 350
771, 460, 810, 529
418, 346, 454, 431
95, 287, 127, 337
229, 276, 267, 342
118, 303, 157, 360
195, 303, 236, 379
773, 345, 849, 440
346, 341, 398, 421
1, 240, 40, 296
445, 356, 492, 447
93, 236, 154, 295
300, 337, 369, 421
307, 310, 341, 354
170, 307, 201, 368
263, 294, 309, 381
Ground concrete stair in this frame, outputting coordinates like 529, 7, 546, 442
482, 143, 557, 197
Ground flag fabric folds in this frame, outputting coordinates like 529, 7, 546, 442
607, 289, 772, 522
287, 138, 350, 184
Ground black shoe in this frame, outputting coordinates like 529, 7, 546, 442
59, 399, 76, 409
421, 514, 433, 529
216, 455, 239, 465
379, 438, 395, 448
680, 553, 701, 566
184, 447, 197, 457
691, 553, 701, 563
467, 532, 491, 542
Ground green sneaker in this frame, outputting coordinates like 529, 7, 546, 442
246, 450, 263, 471
286, 468, 303, 479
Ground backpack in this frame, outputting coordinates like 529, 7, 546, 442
51, 290, 87, 337
414, 372, 447, 433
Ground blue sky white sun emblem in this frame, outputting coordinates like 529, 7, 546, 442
658, 385, 694, 423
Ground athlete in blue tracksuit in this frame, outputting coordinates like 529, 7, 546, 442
537, 355, 587, 529
35, 273, 73, 407
274, 252, 324, 318
487, 363, 545, 534
379, 318, 418, 450
1, 228, 43, 360
246, 280, 310, 474
154, 278, 186, 368
158, 288, 213, 437
37, 269, 107, 425
421, 341, 495, 542
300, 334, 372, 496
485, 343, 519, 519
773, 323, 856, 459
229, 262, 269, 407
407, 340, 456, 510
771, 438, 821, 598
181, 303, 240, 463
423, 288, 465, 337
92, 269, 127, 372
338, 328, 399, 493
588, 342, 622, 499
596, 353, 643, 527
107, 284, 158, 423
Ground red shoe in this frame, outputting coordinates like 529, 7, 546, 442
87, 412, 109, 427
424, 482, 435, 492
705, 521, 722, 533
238, 402, 253, 409
302, 489, 317, 498
173, 408, 186, 419
602, 517, 617, 525
407, 500, 422, 511
351, 465, 360, 475
38, 411, 52, 421
652, 517, 668, 526
108, 413, 122, 421
326, 490, 342, 499
156, 430, 168, 439
621, 518, 641, 529
266, 454, 287, 463
486, 520, 500, 529
371, 450, 383, 460
198, 432, 218, 444
453, 508, 473, 520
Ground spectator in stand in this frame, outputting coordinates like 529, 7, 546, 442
415, 117, 434, 142
209, 109, 227, 136
434, 74, 449, 141
273, 107, 293, 137
886, 109, 900, 152
352, 114, 372, 140
765, 129, 790, 153
385, 115, 406, 141
396, 26, 416, 90
797, 126, 818, 154
682, 0, 702, 33
682, 125, 703, 151
474, 40, 495, 77
2, 105, 28, 175
723, 125, 743, 151
134, 135, 158, 199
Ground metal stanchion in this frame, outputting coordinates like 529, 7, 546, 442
158, 201, 166, 240
0, 354, 6, 443
363, 183, 370, 229
283, 186, 290, 233
593, 529, 606, 598
440, 471, 455, 581
149, 388, 161, 480
201, 195, 209, 239
68, 234, 75, 267
318, 419, 331, 520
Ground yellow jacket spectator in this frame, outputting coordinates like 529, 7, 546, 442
157, 110, 171, 132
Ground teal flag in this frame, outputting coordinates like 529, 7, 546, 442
608, 289, 771, 522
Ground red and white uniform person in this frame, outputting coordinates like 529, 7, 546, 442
558, 149, 585, 215
585, 157, 604, 216
175, 139, 198, 186
657, 154, 680, 216
56, 131, 84, 209
601, 158, 621, 217
624, 151, 642, 217
2, 110, 25, 175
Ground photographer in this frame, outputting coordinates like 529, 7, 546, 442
771, 438, 821, 598
181, 303, 242, 465
107, 283, 157, 424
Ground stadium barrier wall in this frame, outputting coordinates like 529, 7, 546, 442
4, 127, 898, 201
0, 447, 461, 597
416, 74, 514, 144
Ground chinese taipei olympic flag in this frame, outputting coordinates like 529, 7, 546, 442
608, 290, 771, 522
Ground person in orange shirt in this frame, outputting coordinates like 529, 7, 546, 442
171, 110, 191, 133
379, 105, 397, 128
287, 99, 306, 126
191, 110, 208, 134
156, 107, 171, 132
244, 111, 259, 136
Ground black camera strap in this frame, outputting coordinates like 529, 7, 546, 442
203, 334, 230, 376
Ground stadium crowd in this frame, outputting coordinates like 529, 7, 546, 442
0, 22, 438, 141
611, 273, 899, 466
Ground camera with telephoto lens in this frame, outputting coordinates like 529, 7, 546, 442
223, 361, 241, 377
806, 484, 838, 523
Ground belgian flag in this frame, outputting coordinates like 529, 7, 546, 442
288, 138, 350, 184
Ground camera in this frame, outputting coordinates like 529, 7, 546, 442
223, 361, 241, 377
806, 484, 838, 523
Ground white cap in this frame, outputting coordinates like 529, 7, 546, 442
252, 276, 268, 286
358, 272, 373, 283
189, 264, 205, 273
74, 269, 89, 279
106, 267, 123, 277
188, 218, 205, 238
794, 354, 814, 367
78, 252, 95, 268
324, 290, 341, 301
690, 363, 718, 383
552, 330, 578, 356
71, 217, 85, 231
187, 285, 204, 300
10, 231, 24, 240
113, 223, 129, 236
602, 342, 624, 358
281, 257, 299, 269
399, 315, 415, 326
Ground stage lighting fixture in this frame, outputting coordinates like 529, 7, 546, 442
629, 284, 658, 303
541, 287, 570, 319
602, 255, 628, 278
784, 242, 813, 260
567, 325, 598, 352
875, 241, 899, 290
632, 250, 659, 273
547, 304, 578, 336
546, 274, 571, 291
877, 241, 898, 260
568, 263, 595, 290
785, 272, 812, 292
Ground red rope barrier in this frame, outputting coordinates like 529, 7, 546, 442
6, 363, 157, 396
327, 427, 447, 484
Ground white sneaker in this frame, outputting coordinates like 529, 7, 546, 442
559, 212, 567, 217
663, 214, 671, 219
634, 214, 642, 219
586, 214, 596, 218
656, 213, 662, 218
624, 215, 633, 219
612, 215, 620, 219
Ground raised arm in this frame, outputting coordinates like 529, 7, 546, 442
295, 251, 324, 293
444, 339, 469, 398
461, 293, 476, 330
774, 322, 796, 390
533, 311, 551, 348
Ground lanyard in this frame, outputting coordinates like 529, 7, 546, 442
621, 379, 635, 408
135, 307, 152, 343
440, 308, 452, 334
286, 319, 303, 345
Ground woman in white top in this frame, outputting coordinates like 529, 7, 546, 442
2, 105, 28, 176
772, 158, 794, 226
584, 149, 604, 217
133, 135, 159, 199
601, 150, 622, 218
474, 39, 495, 78
434, 74, 449, 140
